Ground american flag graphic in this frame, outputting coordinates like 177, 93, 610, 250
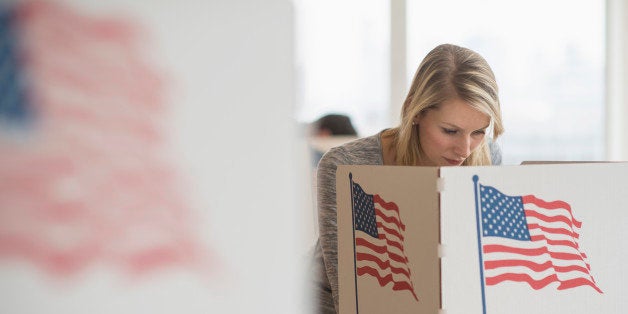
478, 183, 602, 293
0, 0, 208, 276
351, 178, 418, 301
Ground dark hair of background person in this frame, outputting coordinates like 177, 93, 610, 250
311, 114, 357, 136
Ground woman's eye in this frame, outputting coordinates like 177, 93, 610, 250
442, 128, 457, 135
473, 130, 486, 136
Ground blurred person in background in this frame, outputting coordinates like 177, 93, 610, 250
311, 43, 504, 313
312, 114, 358, 137
309, 114, 359, 167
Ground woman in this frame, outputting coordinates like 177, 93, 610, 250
312, 43, 504, 313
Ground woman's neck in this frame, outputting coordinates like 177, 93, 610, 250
380, 132, 397, 166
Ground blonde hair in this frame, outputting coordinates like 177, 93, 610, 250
383, 44, 504, 166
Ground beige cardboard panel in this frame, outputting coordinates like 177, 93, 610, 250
337, 165, 441, 314
440, 163, 628, 313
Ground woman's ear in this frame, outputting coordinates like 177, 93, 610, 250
412, 113, 422, 125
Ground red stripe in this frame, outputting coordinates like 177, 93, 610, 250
524, 209, 580, 233
21, 2, 163, 112
355, 237, 408, 264
357, 266, 418, 301
529, 235, 579, 250
354, 218, 403, 252
486, 273, 559, 290
558, 277, 603, 293
375, 207, 405, 232
356, 252, 411, 278
528, 223, 580, 239
34, 61, 162, 109
377, 233, 403, 252
522, 195, 582, 228
483, 244, 587, 262
373, 195, 404, 226
376, 222, 404, 242
484, 259, 592, 275
486, 271, 602, 293
0, 234, 100, 275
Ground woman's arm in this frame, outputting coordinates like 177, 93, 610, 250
316, 148, 343, 312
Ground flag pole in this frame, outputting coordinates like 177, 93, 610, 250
472, 175, 487, 314
349, 173, 359, 313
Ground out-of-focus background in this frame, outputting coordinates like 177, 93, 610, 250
0, 0, 627, 313
0, 0, 303, 313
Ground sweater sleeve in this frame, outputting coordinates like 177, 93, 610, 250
316, 146, 345, 313
314, 134, 383, 313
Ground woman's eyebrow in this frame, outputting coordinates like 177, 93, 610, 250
442, 122, 490, 131
441, 122, 461, 129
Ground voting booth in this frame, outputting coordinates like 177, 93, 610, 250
337, 163, 628, 313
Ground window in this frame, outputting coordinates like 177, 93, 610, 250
293, 0, 390, 136
407, 0, 606, 164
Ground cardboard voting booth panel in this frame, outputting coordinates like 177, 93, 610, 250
337, 163, 628, 314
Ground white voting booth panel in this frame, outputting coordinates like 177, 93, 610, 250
337, 163, 628, 314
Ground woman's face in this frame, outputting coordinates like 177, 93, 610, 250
414, 98, 490, 166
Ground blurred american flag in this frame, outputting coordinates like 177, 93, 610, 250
0, 0, 209, 276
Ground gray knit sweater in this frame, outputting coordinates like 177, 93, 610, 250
313, 133, 383, 313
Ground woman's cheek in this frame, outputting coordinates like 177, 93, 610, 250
470, 137, 484, 152
432, 133, 452, 151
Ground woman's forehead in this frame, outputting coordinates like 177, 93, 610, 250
429, 98, 490, 128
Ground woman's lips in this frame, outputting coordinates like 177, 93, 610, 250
444, 157, 463, 166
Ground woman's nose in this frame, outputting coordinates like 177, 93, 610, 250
454, 135, 471, 158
